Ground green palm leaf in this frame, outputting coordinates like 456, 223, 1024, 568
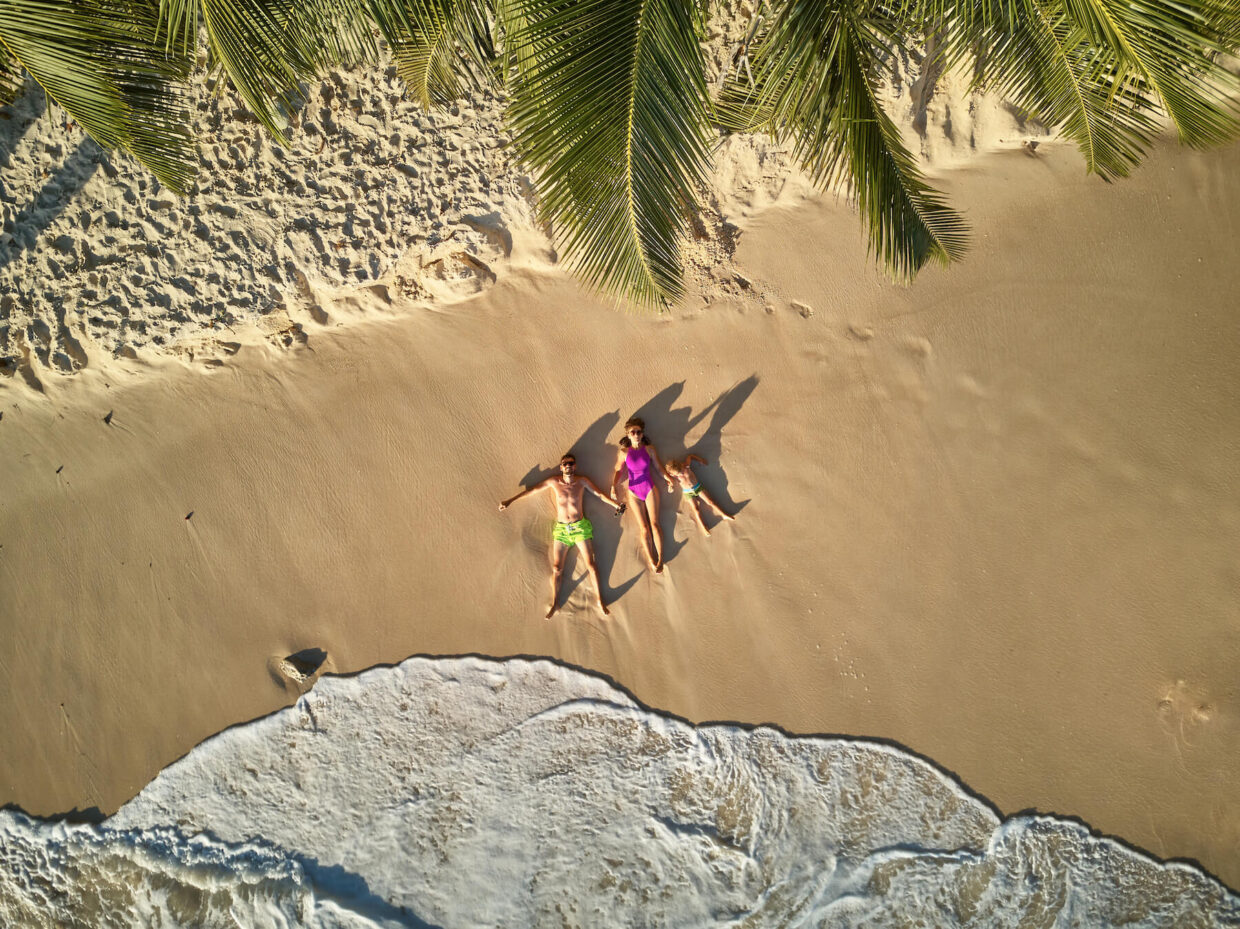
494, 0, 535, 85
158, 0, 373, 138
990, 0, 1157, 177
505, 0, 714, 306
366, 0, 495, 108
1057, 0, 1240, 147
0, 0, 196, 192
918, 0, 1240, 178
722, 0, 968, 278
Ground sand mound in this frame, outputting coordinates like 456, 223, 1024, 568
0, 37, 1056, 383
0, 65, 534, 376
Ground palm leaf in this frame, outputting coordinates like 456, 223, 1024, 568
722, 0, 968, 278
506, 0, 714, 306
158, 0, 373, 138
304, 0, 377, 68
494, 0, 535, 85
193, 0, 315, 136
0, 0, 196, 192
917, 0, 1240, 178
1056, 0, 1240, 147
366, 0, 495, 108
992, 0, 1157, 177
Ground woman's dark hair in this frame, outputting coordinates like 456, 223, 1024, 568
620, 416, 650, 449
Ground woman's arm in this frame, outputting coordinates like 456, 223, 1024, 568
612, 448, 629, 489
584, 477, 625, 511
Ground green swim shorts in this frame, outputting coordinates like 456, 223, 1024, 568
553, 517, 594, 545
683, 481, 703, 497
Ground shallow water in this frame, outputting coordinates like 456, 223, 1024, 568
2, 657, 1237, 927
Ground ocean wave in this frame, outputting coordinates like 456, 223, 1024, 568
3, 657, 1237, 927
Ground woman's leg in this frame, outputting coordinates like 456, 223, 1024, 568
643, 489, 663, 567
630, 495, 659, 570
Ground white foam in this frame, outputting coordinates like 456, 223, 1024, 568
3, 657, 1237, 927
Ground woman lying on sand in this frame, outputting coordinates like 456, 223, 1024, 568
665, 454, 736, 536
614, 417, 670, 574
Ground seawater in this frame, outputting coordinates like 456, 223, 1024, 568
2, 657, 1237, 927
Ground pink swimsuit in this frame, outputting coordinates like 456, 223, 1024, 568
625, 446, 655, 501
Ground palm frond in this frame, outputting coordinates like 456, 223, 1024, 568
367, 0, 495, 108
0, 0, 196, 192
990, 0, 1158, 177
157, 0, 199, 58
916, 0, 1240, 177
305, 0, 377, 68
1207, 0, 1240, 37
1057, 0, 1240, 147
506, 0, 714, 306
160, 0, 375, 139
722, 0, 968, 278
494, 0, 534, 87
189, 0, 322, 137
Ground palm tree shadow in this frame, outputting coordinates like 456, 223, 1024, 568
0, 137, 102, 271
0, 78, 45, 170
509, 411, 641, 611
1, 86, 107, 273
623, 376, 759, 567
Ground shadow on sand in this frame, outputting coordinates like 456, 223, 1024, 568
0, 86, 106, 274
506, 378, 758, 610
622, 376, 758, 569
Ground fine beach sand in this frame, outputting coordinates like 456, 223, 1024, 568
2, 87, 1239, 892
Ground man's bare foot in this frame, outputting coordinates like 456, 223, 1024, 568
654, 560, 664, 574
723, 513, 736, 522
700, 526, 711, 536
545, 601, 560, 620
597, 600, 610, 616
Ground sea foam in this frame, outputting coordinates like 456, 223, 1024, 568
2, 657, 1237, 927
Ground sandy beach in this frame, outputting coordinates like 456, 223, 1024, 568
2, 84, 1239, 904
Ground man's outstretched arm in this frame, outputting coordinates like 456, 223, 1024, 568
499, 480, 548, 510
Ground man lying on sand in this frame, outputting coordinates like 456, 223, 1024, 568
499, 453, 625, 618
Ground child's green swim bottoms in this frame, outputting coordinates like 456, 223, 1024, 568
553, 517, 594, 545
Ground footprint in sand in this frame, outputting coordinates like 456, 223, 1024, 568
902, 336, 933, 360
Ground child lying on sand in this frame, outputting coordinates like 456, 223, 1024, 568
664, 454, 736, 536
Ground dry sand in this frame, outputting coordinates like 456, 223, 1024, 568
1, 72, 1239, 891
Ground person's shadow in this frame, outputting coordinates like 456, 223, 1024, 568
625, 377, 758, 567
509, 411, 642, 613
503, 378, 758, 611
